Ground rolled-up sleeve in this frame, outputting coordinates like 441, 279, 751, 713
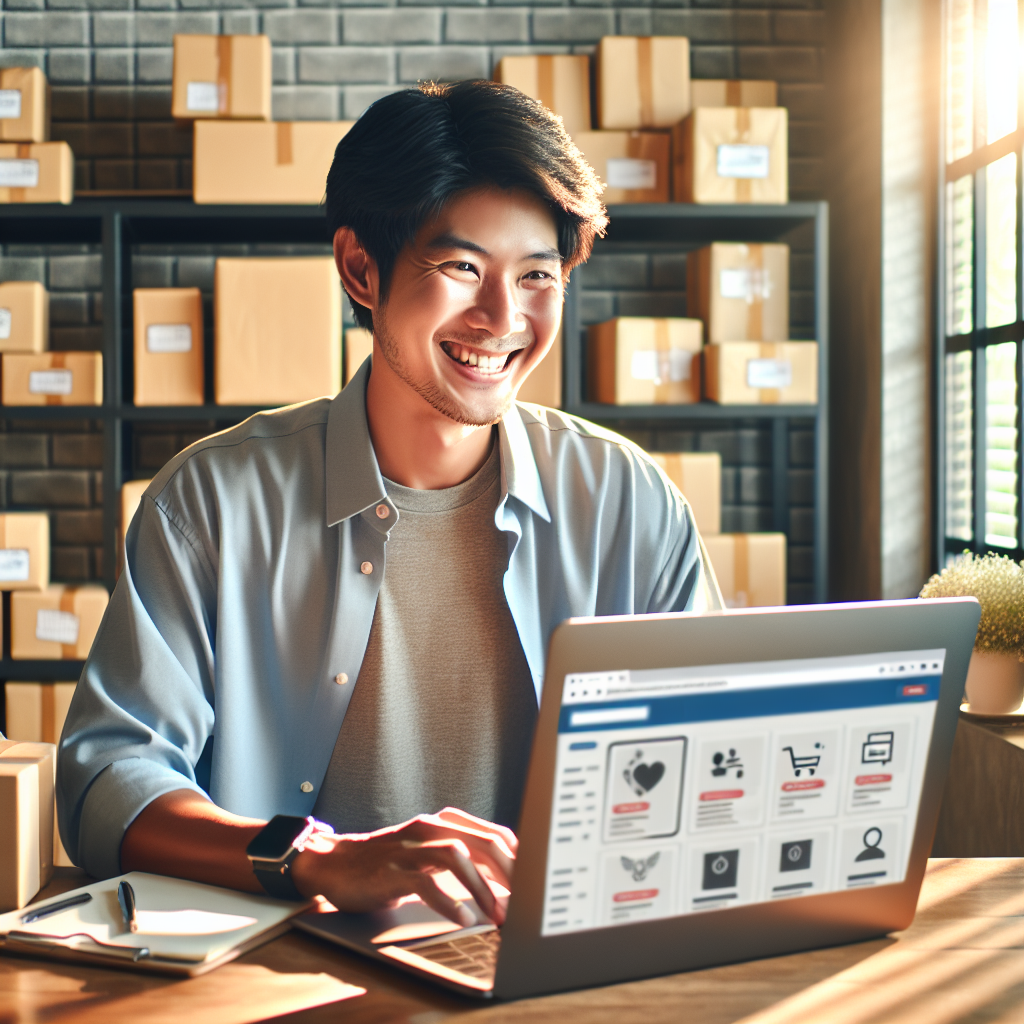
57, 492, 219, 879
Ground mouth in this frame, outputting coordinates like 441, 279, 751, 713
440, 340, 526, 377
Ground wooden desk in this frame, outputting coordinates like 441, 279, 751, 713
1, 859, 1021, 1024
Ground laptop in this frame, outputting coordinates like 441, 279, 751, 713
294, 597, 980, 1000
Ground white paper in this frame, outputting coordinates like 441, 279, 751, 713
36, 609, 80, 645
717, 144, 770, 179
631, 349, 691, 384
0, 549, 30, 582
0, 159, 40, 188
0, 90, 22, 120
0, 308, 11, 340
147, 323, 193, 353
746, 358, 792, 389
605, 158, 657, 190
29, 369, 73, 395
720, 267, 772, 302
186, 81, 219, 113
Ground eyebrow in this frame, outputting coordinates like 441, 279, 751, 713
424, 232, 562, 264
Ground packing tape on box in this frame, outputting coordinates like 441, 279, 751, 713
736, 108, 751, 203
59, 586, 78, 659
734, 533, 750, 606
637, 37, 654, 128
46, 352, 66, 407
653, 317, 672, 403
276, 122, 293, 165
726, 80, 742, 106
758, 341, 781, 404
747, 244, 764, 340
41, 683, 56, 745
217, 35, 232, 116
537, 55, 555, 112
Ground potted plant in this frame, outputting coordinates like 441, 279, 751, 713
920, 552, 1024, 714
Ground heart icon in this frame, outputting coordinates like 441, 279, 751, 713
631, 761, 665, 793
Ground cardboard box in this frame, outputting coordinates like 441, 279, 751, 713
344, 327, 372, 386
2, 352, 102, 406
172, 34, 271, 121
516, 324, 563, 408
0, 142, 73, 205
134, 288, 204, 406
687, 243, 789, 342
703, 532, 786, 607
650, 452, 721, 535
215, 258, 341, 405
689, 80, 777, 109
11, 585, 109, 660
121, 479, 152, 549
0, 513, 49, 591
0, 738, 55, 910
495, 55, 591, 135
596, 36, 690, 130
572, 131, 670, 204
193, 120, 354, 205
0, 67, 49, 143
704, 341, 818, 405
588, 317, 702, 404
0, 280, 48, 353
4, 683, 76, 867
673, 107, 788, 204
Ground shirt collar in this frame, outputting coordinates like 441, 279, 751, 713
325, 357, 551, 526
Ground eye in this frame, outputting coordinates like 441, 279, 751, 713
452, 261, 476, 273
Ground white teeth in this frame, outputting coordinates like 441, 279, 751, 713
445, 342, 509, 372
468, 352, 478, 366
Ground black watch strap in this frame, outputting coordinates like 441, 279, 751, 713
251, 857, 305, 901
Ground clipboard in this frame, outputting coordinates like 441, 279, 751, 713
0, 871, 311, 976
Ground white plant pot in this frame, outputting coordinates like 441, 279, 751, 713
964, 650, 1024, 714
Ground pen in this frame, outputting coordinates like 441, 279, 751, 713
20, 892, 92, 924
118, 880, 138, 934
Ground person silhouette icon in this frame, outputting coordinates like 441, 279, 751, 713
854, 827, 886, 862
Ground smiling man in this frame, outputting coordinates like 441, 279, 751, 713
57, 81, 719, 927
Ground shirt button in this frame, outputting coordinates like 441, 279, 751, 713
334, 672, 348, 686
300, 781, 314, 794
360, 561, 373, 575
375, 504, 389, 519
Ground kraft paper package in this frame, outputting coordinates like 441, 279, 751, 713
133, 288, 204, 406
571, 131, 670, 204
687, 243, 790, 343
689, 80, 778, 109
596, 36, 691, 130
673, 107, 788, 204
344, 328, 373, 386
515, 323, 563, 408
11, 584, 109, 660
495, 55, 592, 135
703, 533, 786, 608
4, 683, 77, 867
193, 120, 354, 204
0, 67, 49, 143
0, 142, 73, 205
171, 34, 271, 121
0, 281, 48, 353
588, 317, 703, 405
1, 352, 102, 406
0, 738, 56, 911
704, 341, 818, 405
0, 513, 50, 592
215, 257, 342, 405
650, 452, 722, 536
121, 479, 152, 549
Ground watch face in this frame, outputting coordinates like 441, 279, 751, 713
246, 815, 310, 861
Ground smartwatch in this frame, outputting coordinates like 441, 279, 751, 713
246, 814, 334, 901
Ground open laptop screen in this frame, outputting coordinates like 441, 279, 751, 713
541, 649, 944, 936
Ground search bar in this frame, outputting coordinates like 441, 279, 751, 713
570, 706, 650, 728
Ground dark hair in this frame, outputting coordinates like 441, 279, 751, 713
325, 80, 607, 331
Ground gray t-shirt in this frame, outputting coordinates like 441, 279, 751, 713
314, 438, 538, 833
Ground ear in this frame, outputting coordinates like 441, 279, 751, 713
333, 227, 379, 312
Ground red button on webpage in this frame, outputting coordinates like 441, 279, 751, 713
903, 684, 927, 696
613, 889, 659, 903
699, 790, 744, 802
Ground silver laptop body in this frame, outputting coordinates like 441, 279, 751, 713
293, 598, 979, 1000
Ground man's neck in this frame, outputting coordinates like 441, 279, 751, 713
365, 354, 496, 490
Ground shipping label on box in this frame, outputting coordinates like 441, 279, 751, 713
495, 55, 592, 135
0, 513, 49, 591
134, 288, 204, 406
172, 35, 271, 121
0, 739, 55, 910
704, 341, 817, 405
673, 107, 787, 204
703, 533, 786, 608
215, 257, 341, 405
1, 351, 102, 406
516, 322, 563, 409
651, 451, 721, 536
11, 585, 109, 660
0, 141, 73, 205
687, 243, 789, 342
588, 317, 702, 405
0, 280, 48, 353
194, 120, 354, 205
689, 80, 778, 109
596, 36, 690, 130
0, 67, 49, 144
572, 131, 670, 204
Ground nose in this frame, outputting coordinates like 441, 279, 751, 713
464, 273, 526, 341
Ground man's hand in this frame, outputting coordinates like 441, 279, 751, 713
291, 807, 516, 927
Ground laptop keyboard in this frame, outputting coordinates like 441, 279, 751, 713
408, 928, 501, 981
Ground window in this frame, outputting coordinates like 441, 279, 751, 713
941, 0, 1022, 560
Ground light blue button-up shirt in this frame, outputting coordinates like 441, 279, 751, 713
57, 360, 720, 878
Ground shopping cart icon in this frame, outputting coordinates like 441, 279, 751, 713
861, 731, 894, 766
782, 744, 822, 777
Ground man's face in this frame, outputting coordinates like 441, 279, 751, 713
372, 187, 563, 427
